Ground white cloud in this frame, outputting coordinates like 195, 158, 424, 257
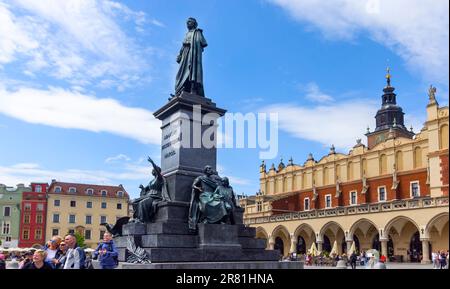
102, 0, 164, 30
0, 2, 39, 64
299, 82, 334, 103
0, 0, 151, 89
269, 0, 449, 87
151, 19, 165, 28
0, 86, 161, 144
11, 163, 40, 169
105, 154, 131, 163
404, 114, 426, 134
261, 99, 379, 150
0, 162, 151, 188
216, 164, 252, 186
262, 86, 426, 151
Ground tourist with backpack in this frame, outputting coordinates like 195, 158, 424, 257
94, 232, 118, 269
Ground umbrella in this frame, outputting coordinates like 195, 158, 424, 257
330, 240, 338, 255
308, 242, 318, 256
348, 241, 356, 255
366, 249, 380, 260
6, 247, 22, 252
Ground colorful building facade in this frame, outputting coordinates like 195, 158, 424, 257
45, 181, 130, 248
0, 184, 29, 248
18, 183, 48, 248
241, 78, 449, 263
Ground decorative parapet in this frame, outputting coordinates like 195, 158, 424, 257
244, 196, 449, 225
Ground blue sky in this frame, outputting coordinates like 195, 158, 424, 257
0, 0, 448, 198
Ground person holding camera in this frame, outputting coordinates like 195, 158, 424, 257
93, 232, 118, 269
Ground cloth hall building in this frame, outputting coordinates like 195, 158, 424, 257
241, 74, 449, 263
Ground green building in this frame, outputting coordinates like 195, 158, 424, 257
0, 184, 28, 248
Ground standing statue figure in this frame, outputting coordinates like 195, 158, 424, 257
175, 17, 208, 97
130, 157, 171, 223
188, 166, 239, 231
428, 85, 437, 103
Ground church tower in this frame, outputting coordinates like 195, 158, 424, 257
366, 68, 414, 149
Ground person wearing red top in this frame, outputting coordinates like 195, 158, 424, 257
379, 255, 387, 263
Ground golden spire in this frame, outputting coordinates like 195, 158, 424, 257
386, 66, 391, 87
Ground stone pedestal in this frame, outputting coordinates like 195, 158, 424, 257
116, 261, 303, 269
153, 92, 226, 202
116, 203, 280, 264
115, 92, 300, 269
198, 223, 241, 250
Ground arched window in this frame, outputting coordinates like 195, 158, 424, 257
86, 188, 94, 195
440, 124, 449, 149
414, 147, 422, 168
302, 173, 307, 189
380, 154, 387, 175
395, 151, 403, 171
347, 162, 354, 181
313, 170, 318, 186
274, 237, 284, 256
323, 167, 330, 185
362, 159, 367, 176
297, 236, 306, 254
276, 178, 283, 194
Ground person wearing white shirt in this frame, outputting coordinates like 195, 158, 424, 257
432, 251, 438, 269
62, 234, 84, 269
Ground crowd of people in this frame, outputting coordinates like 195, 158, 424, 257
431, 250, 448, 269
0, 232, 118, 270
299, 250, 389, 268
293, 249, 449, 269
1, 238, 449, 269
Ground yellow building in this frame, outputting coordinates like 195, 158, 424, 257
45, 181, 130, 248
241, 80, 449, 263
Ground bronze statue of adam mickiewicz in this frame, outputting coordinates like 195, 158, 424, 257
175, 17, 207, 97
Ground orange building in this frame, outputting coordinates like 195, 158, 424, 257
241, 76, 448, 264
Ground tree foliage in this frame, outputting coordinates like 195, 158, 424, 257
74, 232, 86, 248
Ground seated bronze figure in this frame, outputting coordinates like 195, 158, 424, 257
188, 165, 239, 231
130, 157, 171, 223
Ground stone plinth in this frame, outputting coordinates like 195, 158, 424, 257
198, 223, 241, 250
153, 92, 226, 202
116, 211, 280, 264
116, 261, 304, 270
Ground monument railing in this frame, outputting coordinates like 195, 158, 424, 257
244, 196, 449, 225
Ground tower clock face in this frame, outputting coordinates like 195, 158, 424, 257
376, 133, 386, 144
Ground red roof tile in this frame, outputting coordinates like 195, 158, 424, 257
48, 181, 129, 199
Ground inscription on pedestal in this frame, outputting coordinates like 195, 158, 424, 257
162, 123, 181, 160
